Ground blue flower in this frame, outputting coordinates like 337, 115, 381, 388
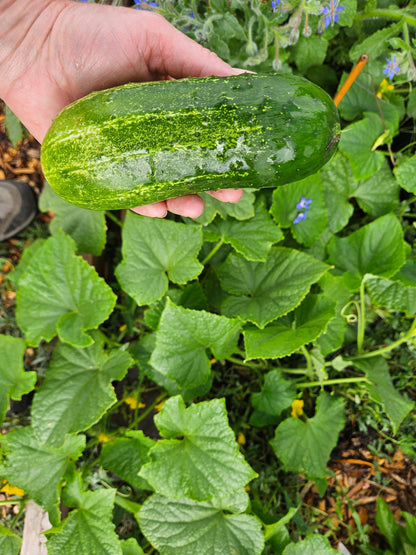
383, 56, 400, 80
271, 0, 279, 12
321, 0, 345, 28
135, 0, 158, 7
296, 196, 312, 210
293, 212, 308, 224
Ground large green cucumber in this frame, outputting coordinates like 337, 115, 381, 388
41, 73, 340, 210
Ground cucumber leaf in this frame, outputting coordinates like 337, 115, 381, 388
15, 230, 116, 347
46, 486, 122, 555
244, 294, 336, 359
0, 335, 36, 425
218, 247, 330, 328
150, 299, 241, 389
0, 427, 85, 525
270, 173, 328, 247
39, 181, 107, 256
31, 333, 132, 446
204, 203, 283, 261
99, 431, 155, 491
365, 273, 416, 316
0, 524, 21, 555
251, 370, 297, 416
137, 494, 264, 555
328, 213, 405, 290
270, 392, 345, 479
139, 396, 257, 501
282, 534, 339, 554
339, 112, 389, 180
115, 212, 203, 306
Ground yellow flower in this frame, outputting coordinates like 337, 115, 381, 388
291, 399, 304, 418
124, 396, 146, 410
0, 483, 25, 496
237, 432, 246, 445
98, 432, 111, 443
377, 78, 394, 99
155, 400, 166, 412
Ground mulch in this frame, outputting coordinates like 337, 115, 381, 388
1, 100, 415, 553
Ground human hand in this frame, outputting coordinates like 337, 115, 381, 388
0, 0, 243, 217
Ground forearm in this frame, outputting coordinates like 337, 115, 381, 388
0, 0, 68, 100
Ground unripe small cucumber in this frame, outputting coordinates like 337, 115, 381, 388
41, 73, 340, 210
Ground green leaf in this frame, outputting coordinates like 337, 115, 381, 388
270, 392, 345, 478
353, 357, 414, 434
349, 21, 403, 61
150, 299, 240, 389
100, 431, 155, 491
31, 333, 132, 446
132, 333, 212, 402
394, 154, 416, 193
316, 273, 352, 356
376, 497, 401, 552
351, 160, 399, 217
282, 534, 339, 554
218, 247, 329, 328
270, 173, 328, 247
120, 538, 145, 555
39, 181, 106, 256
339, 112, 386, 180
15, 230, 116, 347
7, 239, 46, 288
115, 212, 203, 306
194, 189, 256, 225
294, 35, 328, 72
139, 396, 257, 501
0, 335, 36, 424
328, 214, 405, 290
251, 370, 297, 416
4, 105, 23, 147
137, 494, 265, 555
244, 295, 336, 360
365, 273, 416, 316
0, 427, 85, 525
204, 203, 283, 261
321, 154, 355, 233
46, 487, 122, 555
0, 524, 22, 555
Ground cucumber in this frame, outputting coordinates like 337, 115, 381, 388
41, 73, 340, 210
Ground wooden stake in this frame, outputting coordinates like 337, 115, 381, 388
334, 54, 369, 107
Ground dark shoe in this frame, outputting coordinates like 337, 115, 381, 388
0, 180, 37, 241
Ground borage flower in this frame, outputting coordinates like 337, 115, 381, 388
293, 196, 312, 224
134, 0, 158, 8
271, 0, 280, 12
293, 212, 308, 224
321, 0, 345, 28
383, 56, 400, 80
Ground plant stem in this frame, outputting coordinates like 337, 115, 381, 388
296, 377, 369, 388
349, 316, 416, 360
105, 211, 124, 227
300, 345, 313, 380
201, 239, 224, 265
357, 280, 366, 355
355, 8, 416, 27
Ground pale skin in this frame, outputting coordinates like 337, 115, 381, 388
0, 0, 243, 217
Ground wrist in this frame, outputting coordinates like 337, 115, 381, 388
0, 0, 69, 100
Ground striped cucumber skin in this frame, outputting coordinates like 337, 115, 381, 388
41, 73, 340, 210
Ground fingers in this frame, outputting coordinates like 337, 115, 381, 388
141, 12, 244, 79
207, 189, 244, 202
131, 201, 168, 218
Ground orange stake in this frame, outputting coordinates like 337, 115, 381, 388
333, 53, 369, 107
